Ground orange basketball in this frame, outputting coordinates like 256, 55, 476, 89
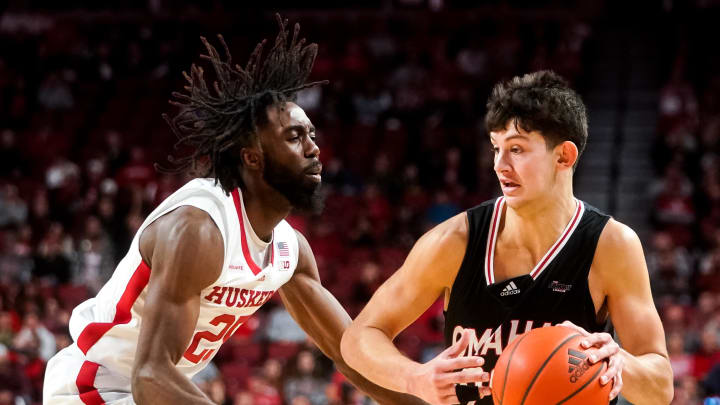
490, 325, 611, 405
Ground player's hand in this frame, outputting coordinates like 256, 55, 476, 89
406, 329, 490, 404
560, 320, 624, 401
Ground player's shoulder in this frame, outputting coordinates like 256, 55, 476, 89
176, 177, 230, 201
592, 218, 645, 281
597, 218, 642, 252
419, 211, 468, 252
139, 205, 224, 289
148, 205, 223, 251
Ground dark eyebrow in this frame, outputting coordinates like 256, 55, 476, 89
490, 134, 529, 143
282, 125, 315, 135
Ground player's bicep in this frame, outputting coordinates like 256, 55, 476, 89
136, 279, 203, 366
354, 215, 467, 339
597, 221, 667, 358
134, 208, 224, 369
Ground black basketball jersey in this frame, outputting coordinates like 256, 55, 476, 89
444, 197, 612, 405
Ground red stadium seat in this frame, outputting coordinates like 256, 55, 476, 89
267, 342, 300, 361
220, 363, 251, 397
56, 284, 90, 310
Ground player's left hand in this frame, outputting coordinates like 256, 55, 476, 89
560, 320, 624, 401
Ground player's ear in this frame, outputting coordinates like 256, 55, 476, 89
240, 145, 263, 171
556, 141, 578, 170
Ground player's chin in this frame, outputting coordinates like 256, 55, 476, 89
501, 194, 526, 208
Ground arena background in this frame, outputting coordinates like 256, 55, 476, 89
0, 1, 718, 404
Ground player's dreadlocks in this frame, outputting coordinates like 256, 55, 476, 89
161, 14, 326, 193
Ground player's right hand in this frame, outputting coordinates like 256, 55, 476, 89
406, 329, 491, 404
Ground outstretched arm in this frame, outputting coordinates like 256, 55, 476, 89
279, 230, 427, 405
341, 214, 489, 404
132, 207, 224, 405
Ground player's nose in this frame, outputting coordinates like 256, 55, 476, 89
305, 137, 320, 158
494, 149, 511, 173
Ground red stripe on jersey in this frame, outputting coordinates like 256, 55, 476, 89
232, 189, 263, 275
77, 261, 151, 355
76, 360, 105, 405
530, 201, 583, 279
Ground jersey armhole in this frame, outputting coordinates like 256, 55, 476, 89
445, 209, 483, 314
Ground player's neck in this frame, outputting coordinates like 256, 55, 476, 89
240, 185, 291, 242
500, 189, 576, 253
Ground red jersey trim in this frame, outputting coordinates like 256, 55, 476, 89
76, 360, 105, 405
77, 260, 151, 355
485, 198, 584, 285
529, 200, 584, 280
484, 197, 505, 285
231, 189, 273, 275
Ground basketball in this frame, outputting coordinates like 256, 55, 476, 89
490, 325, 612, 405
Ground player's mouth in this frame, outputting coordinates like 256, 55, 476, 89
305, 163, 322, 182
500, 179, 520, 194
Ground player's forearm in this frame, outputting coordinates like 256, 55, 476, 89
618, 350, 673, 405
309, 323, 426, 404
333, 356, 429, 405
341, 324, 422, 394
132, 363, 215, 405
281, 284, 427, 404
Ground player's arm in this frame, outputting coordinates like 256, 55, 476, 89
131, 206, 224, 405
341, 214, 489, 405
590, 219, 673, 404
279, 230, 427, 405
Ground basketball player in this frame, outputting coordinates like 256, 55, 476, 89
43, 16, 424, 405
342, 71, 674, 405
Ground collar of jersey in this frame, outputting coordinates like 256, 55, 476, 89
484, 197, 584, 285
231, 188, 274, 275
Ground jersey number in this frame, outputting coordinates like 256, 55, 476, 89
183, 314, 249, 363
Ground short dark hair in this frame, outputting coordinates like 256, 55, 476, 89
485, 70, 588, 167
161, 14, 326, 193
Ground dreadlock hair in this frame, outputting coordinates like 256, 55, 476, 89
161, 14, 327, 193
485, 70, 588, 169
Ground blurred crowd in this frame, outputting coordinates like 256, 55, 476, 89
0, 3, 718, 405
647, 14, 720, 404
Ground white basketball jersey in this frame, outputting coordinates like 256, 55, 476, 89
66, 178, 299, 383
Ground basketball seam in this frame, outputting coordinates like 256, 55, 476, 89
519, 333, 580, 405
555, 359, 607, 404
498, 332, 531, 405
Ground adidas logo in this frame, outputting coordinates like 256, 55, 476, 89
499, 281, 520, 296
567, 349, 590, 383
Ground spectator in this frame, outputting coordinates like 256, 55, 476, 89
13, 311, 56, 362
263, 306, 307, 343
0, 343, 30, 403
647, 231, 693, 299
0, 185, 27, 228
33, 223, 72, 284
283, 350, 329, 405
74, 215, 116, 293
0, 312, 14, 347
37, 72, 74, 110
0, 129, 24, 179
247, 372, 282, 405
